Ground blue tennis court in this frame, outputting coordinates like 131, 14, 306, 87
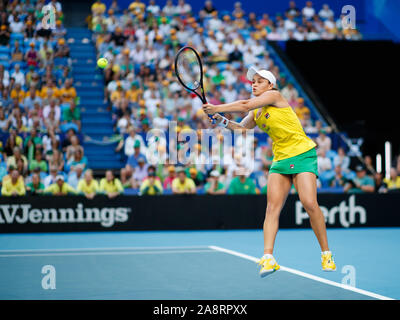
0, 228, 399, 300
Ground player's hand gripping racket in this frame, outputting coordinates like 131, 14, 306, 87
174, 46, 216, 124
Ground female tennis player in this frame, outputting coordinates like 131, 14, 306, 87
203, 66, 336, 277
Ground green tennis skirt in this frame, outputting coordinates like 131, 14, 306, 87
269, 147, 319, 177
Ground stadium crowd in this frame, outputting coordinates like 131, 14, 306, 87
1, 0, 399, 197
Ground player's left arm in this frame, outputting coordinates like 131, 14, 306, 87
203, 90, 281, 114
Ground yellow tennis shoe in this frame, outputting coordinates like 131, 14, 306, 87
258, 255, 280, 277
321, 251, 336, 271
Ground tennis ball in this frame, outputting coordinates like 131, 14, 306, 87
97, 57, 108, 69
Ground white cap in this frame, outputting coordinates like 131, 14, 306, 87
210, 170, 220, 177
246, 66, 277, 87
56, 175, 64, 181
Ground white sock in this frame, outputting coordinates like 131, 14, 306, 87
262, 253, 274, 259
321, 251, 331, 255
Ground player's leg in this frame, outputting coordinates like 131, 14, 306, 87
259, 172, 292, 277
292, 172, 336, 271
263, 172, 293, 254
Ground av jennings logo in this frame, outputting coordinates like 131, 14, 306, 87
296, 195, 366, 228
0, 203, 130, 228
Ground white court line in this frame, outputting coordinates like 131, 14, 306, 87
209, 245, 394, 301
0, 246, 209, 253
0, 249, 216, 258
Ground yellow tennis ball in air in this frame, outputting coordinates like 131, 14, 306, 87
97, 57, 108, 69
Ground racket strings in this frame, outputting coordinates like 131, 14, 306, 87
176, 50, 201, 90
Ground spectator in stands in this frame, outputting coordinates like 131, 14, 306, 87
62, 101, 81, 131
66, 148, 88, 173
0, 107, 7, 130
384, 168, 400, 191
319, 4, 334, 20
99, 170, 124, 198
261, 146, 274, 170
330, 165, 347, 188
115, 126, 144, 156
128, 0, 145, 15
285, 1, 301, 19
344, 165, 374, 193
11, 40, 24, 62
232, 2, 245, 17
176, 0, 192, 16
293, 97, 310, 120
39, 42, 54, 66
77, 169, 99, 199
161, 0, 175, 16
47, 148, 64, 173
131, 157, 148, 188
228, 168, 257, 194
258, 167, 270, 194
44, 109, 60, 131
10, 83, 25, 103
0, 65, 10, 88
317, 148, 332, 173
281, 82, 299, 106
187, 167, 203, 188
43, 165, 59, 188
172, 167, 196, 194
316, 129, 331, 154
10, 15, 24, 33
7, 146, 28, 172
61, 128, 76, 151
204, 170, 225, 194
29, 148, 48, 173
24, 20, 35, 38
363, 155, 375, 177
0, 24, 10, 46
302, 1, 316, 20
24, 127, 42, 158
44, 174, 76, 195
66, 134, 82, 162
25, 172, 45, 195
163, 165, 176, 190
330, 165, 346, 188
200, 0, 217, 18
25, 41, 39, 67
11, 63, 25, 86
23, 86, 42, 111
111, 26, 127, 47
333, 147, 350, 172
53, 20, 67, 40
43, 98, 61, 122
147, 0, 160, 15
54, 38, 70, 58
4, 129, 23, 157
374, 172, 388, 193
91, 0, 106, 15
51, 0, 63, 12
125, 140, 146, 168
1, 168, 25, 196
140, 168, 163, 195
66, 162, 84, 188
59, 78, 77, 104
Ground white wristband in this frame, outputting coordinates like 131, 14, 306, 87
218, 116, 229, 128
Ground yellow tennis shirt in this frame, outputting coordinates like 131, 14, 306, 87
172, 177, 196, 193
77, 179, 99, 194
254, 106, 316, 161
99, 178, 124, 194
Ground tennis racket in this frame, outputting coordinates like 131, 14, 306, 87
174, 46, 216, 124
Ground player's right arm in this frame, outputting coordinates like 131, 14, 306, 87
210, 112, 256, 130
